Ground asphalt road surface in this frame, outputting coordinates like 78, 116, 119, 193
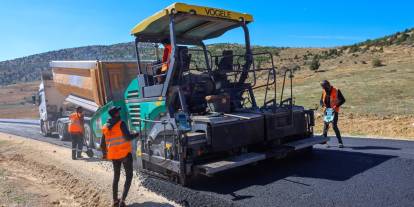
0, 119, 413, 207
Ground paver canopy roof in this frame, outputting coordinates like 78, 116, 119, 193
131, 3, 253, 43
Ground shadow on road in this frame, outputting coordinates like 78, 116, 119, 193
347, 146, 400, 150
188, 148, 396, 196
80, 157, 102, 162
128, 202, 175, 207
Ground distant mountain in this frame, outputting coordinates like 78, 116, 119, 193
0, 42, 136, 85
0, 27, 413, 86
341, 28, 414, 52
0, 42, 283, 85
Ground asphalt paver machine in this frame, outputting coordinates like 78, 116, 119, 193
92, 3, 328, 185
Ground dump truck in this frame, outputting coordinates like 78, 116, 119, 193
37, 61, 139, 146
40, 2, 328, 185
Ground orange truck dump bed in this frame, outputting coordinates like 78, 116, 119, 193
50, 61, 138, 107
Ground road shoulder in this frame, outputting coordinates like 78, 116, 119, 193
0, 132, 178, 207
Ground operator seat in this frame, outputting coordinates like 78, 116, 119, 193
217, 50, 233, 71
178, 46, 191, 72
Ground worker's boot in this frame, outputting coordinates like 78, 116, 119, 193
119, 200, 126, 207
77, 151, 83, 159
338, 143, 344, 148
72, 150, 76, 160
112, 199, 120, 207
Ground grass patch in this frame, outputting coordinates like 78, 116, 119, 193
0, 168, 6, 178
0, 140, 8, 147
290, 62, 414, 116
13, 195, 26, 204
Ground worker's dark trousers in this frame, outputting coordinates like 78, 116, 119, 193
323, 111, 343, 144
112, 153, 133, 201
70, 133, 84, 158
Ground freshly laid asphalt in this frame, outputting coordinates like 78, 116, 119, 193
0, 119, 413, 207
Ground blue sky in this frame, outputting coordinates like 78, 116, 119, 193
0, 0, 413, 61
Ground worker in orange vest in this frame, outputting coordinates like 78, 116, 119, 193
320, 80, 346, 148
100, 106, 138, 207
68, 106, 85, 159
158, 39, 172, 83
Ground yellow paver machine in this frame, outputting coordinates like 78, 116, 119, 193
129, 3, 328, 185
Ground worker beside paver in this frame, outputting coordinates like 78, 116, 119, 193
68, 106, 85, 159
320, 80, 346, 148
100, 106, 138, 207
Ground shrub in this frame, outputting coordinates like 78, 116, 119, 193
372, 58, 383, 67
395, 33, 409, 44
349, 45, 359, 53
309, 57, 320, 71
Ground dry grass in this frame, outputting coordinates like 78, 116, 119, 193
0, 82, 39, 119
292, 61, 414, 116
1, 45, 413, 139
314, 113, 414, 140
255, 45, 414, 139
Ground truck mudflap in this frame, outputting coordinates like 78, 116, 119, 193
195, 136, 329, 176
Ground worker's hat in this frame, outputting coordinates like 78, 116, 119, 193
320, 80, 330, 87
109, 106, 122, 117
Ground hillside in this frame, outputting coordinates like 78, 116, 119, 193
0, 28, 413, 138
1, 27, 413, 85
0, 43, 137, 85
0, 42, 286, 85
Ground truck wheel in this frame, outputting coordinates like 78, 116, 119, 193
40, 120, 51, 137
84, 123, 95, 148
57, 121, 68, 141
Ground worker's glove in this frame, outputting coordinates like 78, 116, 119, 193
332, 105, 338, 111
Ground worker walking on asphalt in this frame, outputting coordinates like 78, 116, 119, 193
68, 106, 85, 160
100, 106, 138, 207
320, 80, 346, 148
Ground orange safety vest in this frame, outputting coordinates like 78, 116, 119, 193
102, 121, 132, 160
161, 44, 172, 73
68, 112, 83, 134
322, 87, 340, 112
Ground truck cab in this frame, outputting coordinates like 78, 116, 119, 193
38, 71, 68, 137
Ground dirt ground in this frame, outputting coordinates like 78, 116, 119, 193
0, 132, 178, 207
0, 82, 38, 119
314, 112, 414, 140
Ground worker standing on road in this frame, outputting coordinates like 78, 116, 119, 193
68, 106, 85, 160
100, 106, 138, 207
320, 80, 346, 148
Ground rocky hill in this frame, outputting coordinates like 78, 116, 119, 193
0, 42, 136, 85
0, 28, 413, 85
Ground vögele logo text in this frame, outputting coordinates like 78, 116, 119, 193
204, 8, 231, 18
